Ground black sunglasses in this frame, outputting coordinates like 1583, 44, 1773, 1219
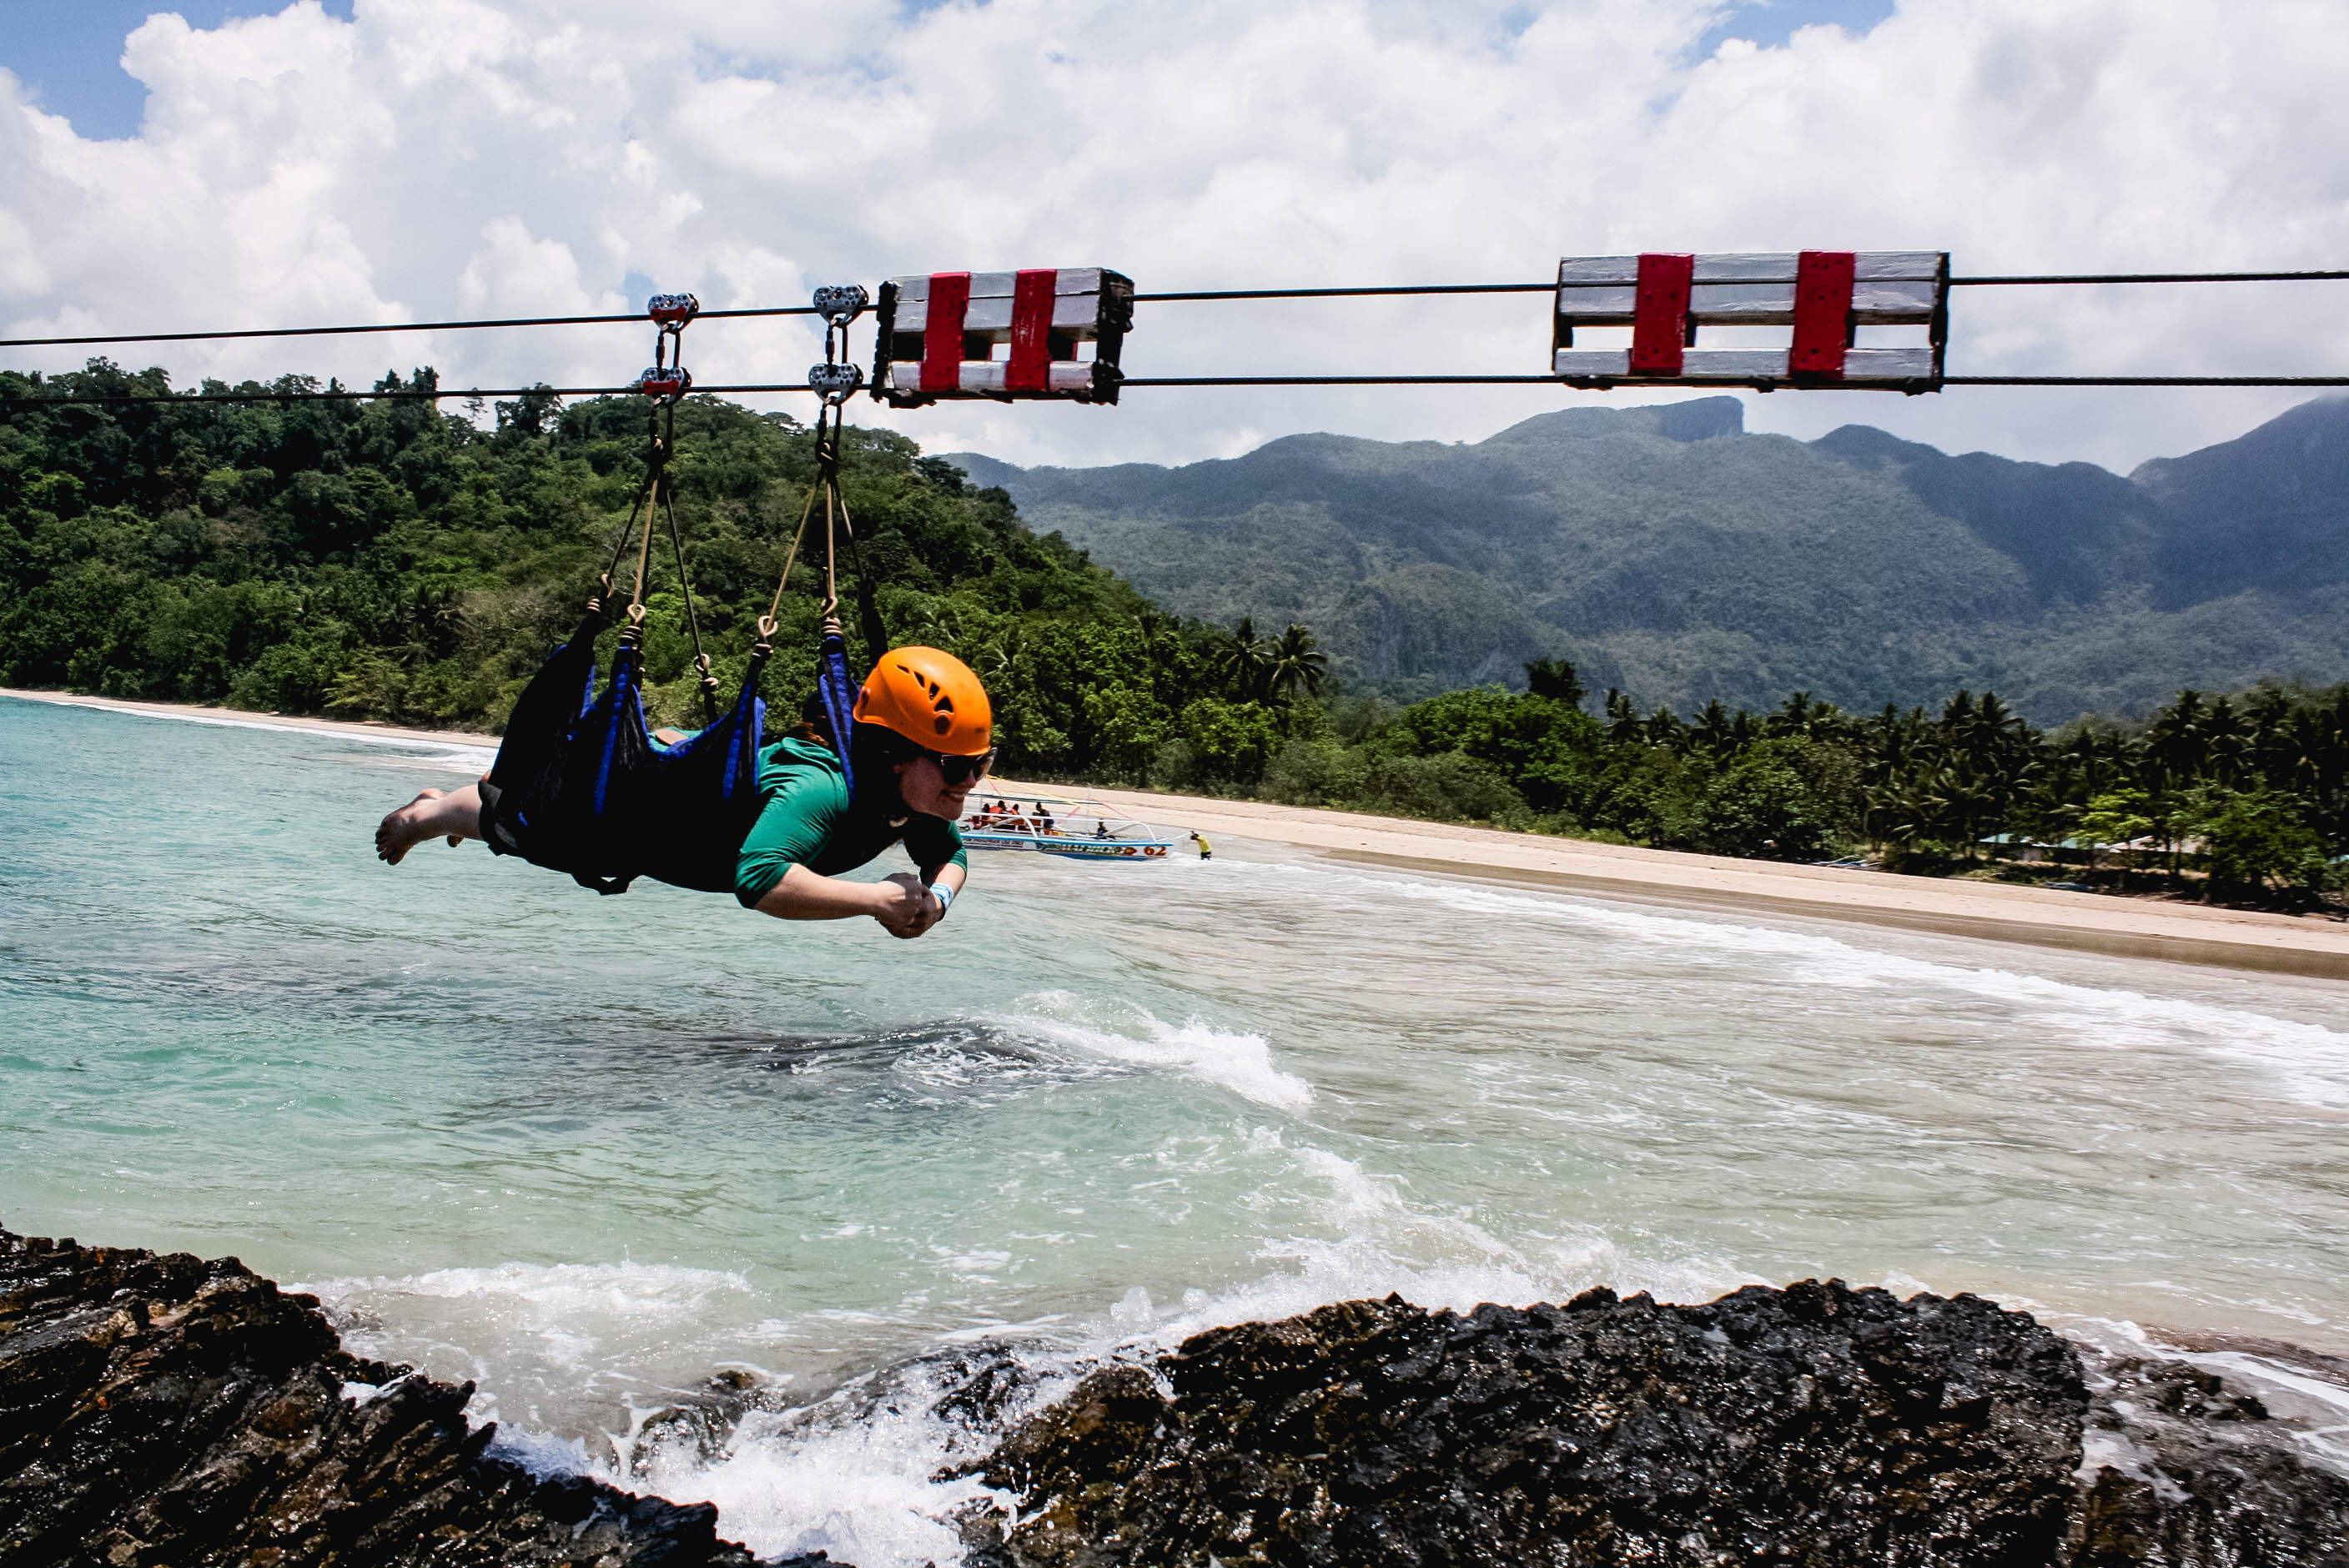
928, 747, 995, 785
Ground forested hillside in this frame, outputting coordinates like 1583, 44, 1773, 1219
0, 360, 1290, 784
953, 396, 2349, 721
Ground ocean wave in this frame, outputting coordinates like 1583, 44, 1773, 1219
1254, 860, 2349, 1111
994, 989, 1315, 1112
545, 1131, 1758, 1566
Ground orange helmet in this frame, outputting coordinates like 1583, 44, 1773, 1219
853, 646, 993, 756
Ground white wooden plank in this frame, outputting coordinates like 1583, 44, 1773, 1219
1552, 350, 1632, 374
1852, 252, 1944, 281
1690, 282, 1793, 317
1557, 257, 1640, 285
963, 271, 1019, 299
1559, 251, 1943, 287
961, 298, 1013, 333
1835, 348, 1937, 377
1558, 279, 1937, 326
1675, 349, 1935, 379
893, 276, 1104, 324
1561, 279, 1938, 324
887, 360, 1102, 396
1554, 347, 1936, 380
1848, 280, 1939, 319
1054, 268, 1103, 295
1667, 350, 1795, 376
1692, 251, 1942, 282
1553, 285, 1639, 315
928, 294, 1106, 334
1686, 254, 1798, 283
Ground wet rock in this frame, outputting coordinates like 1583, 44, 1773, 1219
631, 1370, 767, 1481
2070, 1341, 2349, 1565
975, 1281, 2349, 1566
0, 1228, 835, 1568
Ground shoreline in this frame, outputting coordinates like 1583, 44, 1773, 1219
12, 686, 2348, 982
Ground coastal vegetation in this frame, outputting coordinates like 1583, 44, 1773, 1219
3, 362, 2341, 908
1253, 669, 2348, 909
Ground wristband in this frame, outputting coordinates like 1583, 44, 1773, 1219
928, 882, 954, 917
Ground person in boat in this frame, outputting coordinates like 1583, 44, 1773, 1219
375, 647, 995, 940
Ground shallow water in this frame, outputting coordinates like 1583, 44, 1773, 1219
6, 693, 2348, 1562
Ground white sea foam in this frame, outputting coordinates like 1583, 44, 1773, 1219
998, 990, 1315, 1112
612, 1362, 1019, 1567
322, 1259, 752, 1323
587, 1128, 1758, 1566
303, 1261, 753, 1390
1255, 860, 2349, 1110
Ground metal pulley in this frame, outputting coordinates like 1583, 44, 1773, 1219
813, 285, 868, 329
639, 289, 697, 402
809, 362, 863, 403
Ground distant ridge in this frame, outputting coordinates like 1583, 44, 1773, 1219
943, 395, 2349, 721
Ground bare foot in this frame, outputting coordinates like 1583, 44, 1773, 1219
376, 789, 445, 866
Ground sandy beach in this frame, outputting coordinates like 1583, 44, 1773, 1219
13, 686, 2348, 981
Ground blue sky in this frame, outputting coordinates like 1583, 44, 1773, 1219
3, 1, 354, 138
3, 0, 1891, 141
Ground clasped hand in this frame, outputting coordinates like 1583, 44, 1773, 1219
873, 872, 944, 939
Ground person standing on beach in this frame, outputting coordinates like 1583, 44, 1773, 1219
375, 649, 993, 940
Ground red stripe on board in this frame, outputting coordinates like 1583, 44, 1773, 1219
921, 274, 971, 392
1629, 254, 1694, 374
1005, 269, 1057, 392
1790, 250, 1856, 376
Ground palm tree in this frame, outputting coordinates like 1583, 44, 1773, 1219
1692, 698, 1735, 753
1263, 623, 1329, 706
2144, 690, 2210, 791
1604, 689, 1642, 743
1212, 616, 1274, 702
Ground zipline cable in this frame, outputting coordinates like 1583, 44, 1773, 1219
11, 374, 2349, 407
0, 304, 822, 350
4, 268, 2346, 351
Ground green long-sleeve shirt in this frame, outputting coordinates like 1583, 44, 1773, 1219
732, 736, 968, 908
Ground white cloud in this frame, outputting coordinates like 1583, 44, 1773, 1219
3, 0, 2346, 470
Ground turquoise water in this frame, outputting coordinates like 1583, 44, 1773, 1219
6, 693, 2349, 1561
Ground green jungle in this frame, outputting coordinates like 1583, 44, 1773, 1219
4, 361, 2343, 909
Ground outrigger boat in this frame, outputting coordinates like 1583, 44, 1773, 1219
958, 792, 1184, 861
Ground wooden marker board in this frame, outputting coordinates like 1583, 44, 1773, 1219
1553, 251, 1949, 391
873, 269, 1135, 406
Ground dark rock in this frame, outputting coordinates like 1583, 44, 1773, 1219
0, 1227, 832, 1567
973, 1281, 2349, 1567
2070, 1340, 2349, 1566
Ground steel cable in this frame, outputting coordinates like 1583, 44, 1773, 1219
4, 267, 2345, 351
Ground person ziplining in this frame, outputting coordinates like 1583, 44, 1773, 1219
373, 286, 997, 940
376, 648, 993, 940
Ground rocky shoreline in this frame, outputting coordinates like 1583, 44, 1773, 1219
7, 1226, 2347, 1566
0, 1229, 822, 1567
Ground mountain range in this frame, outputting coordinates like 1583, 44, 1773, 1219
945, 395, 2349, 723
